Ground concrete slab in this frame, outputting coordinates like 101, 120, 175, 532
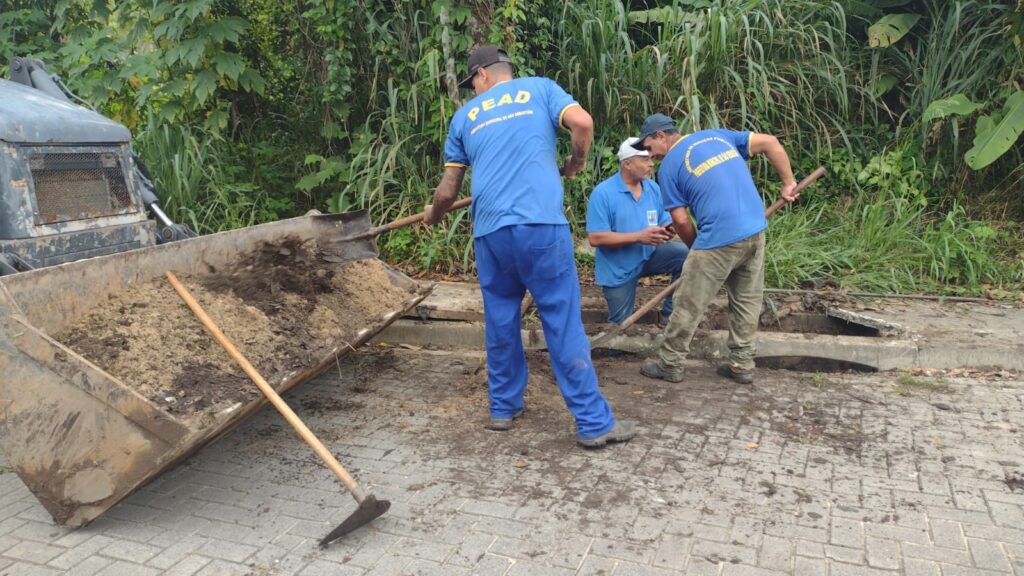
383, 282, 1024, 371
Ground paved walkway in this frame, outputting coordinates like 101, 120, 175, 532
0, 348, 1021, 575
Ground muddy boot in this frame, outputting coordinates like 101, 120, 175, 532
486, 408, 524, 431
716, 362, 754, 385
639, 360, 684, 383
577, 420, 638, 449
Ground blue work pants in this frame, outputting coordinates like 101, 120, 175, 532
602, 240, 688, 324
475, 224, 616, 440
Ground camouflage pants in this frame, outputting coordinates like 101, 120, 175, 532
658, 231, 765, 371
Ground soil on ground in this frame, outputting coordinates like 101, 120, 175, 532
55, 238, 418, 426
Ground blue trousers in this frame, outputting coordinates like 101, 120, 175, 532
602, 241, 689, 324
475, 224, 616, 439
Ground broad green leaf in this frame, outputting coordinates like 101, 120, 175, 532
211, 52, 244, 80
923, 95, 983, 123
193, 69, 218, 106
871, 74, 899, 98
868, 14, 921, 47
966, 91, 1024, 170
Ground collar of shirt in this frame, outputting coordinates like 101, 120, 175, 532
611, 171, 653, 200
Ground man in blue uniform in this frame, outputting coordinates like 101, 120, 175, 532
587, 137, 688, 328
632, 114, 798, 385
423, 46, 637, 448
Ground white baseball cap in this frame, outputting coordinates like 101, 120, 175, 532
617, 137, 650, 162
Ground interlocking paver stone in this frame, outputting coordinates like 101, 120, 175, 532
0, 349, 1019, 575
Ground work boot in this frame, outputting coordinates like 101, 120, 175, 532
639, 360, 684, 383
657, 310, 670, 328
716, 362, 754, 385
577, 420, 638, 449
486, 408, 524, 431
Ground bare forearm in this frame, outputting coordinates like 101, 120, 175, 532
426, 166, 465, 223
565, 124, 593, 175
750, 134, 796, 187
670, 208, 696, 247
588, 231, 640, 248
560, 106, 594, 178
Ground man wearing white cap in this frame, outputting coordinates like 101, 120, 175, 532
586, 137, 689, 328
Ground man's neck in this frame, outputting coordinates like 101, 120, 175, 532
622, 172, 643, 199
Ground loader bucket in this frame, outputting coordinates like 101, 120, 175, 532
0, 211, 431, 528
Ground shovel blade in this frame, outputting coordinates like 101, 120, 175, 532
319, 495, 390, 547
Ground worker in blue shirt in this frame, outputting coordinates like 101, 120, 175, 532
587, 137, 689, 329
423, 46, 637, 448
632, 114, 798, 386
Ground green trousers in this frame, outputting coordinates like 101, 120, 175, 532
658, 231, 765, 371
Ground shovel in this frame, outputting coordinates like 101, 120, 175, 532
166, 271, 388, 547
348, 197, 473, 242
589, 166, 826, 349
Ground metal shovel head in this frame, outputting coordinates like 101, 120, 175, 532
320, 495, 391, 547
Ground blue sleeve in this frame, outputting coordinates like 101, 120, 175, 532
650, 181, 672, 226
443, 114, 469, 167
730, 130, 753, 160
658, 161, 688, 210
585, 188, 612, 233
544, 78, 580, 130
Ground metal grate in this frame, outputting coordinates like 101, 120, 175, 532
28, 152, 133, 224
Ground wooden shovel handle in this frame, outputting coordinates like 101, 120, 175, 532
613, 166, 827, 333
764, 166, 826, 218
387, 196, 473, 230
165, 272, 366, 501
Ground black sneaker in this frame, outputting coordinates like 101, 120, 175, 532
486, 408, 524, 431
639, 360, 684, 383
577, 420, 638, 448
716, 362, 754, 385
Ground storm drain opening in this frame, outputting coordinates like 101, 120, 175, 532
755, 356, 878, 373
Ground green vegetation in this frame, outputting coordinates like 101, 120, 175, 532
3, 0, 1022, 294
894, 372, 952, 396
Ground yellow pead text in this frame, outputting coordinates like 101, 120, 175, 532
468, 91, 531, 122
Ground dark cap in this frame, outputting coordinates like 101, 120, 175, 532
632, 113, 677, 149
458, 45, 513, 89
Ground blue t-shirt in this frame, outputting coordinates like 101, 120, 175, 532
658, 129, 766, 250
586, 172, 671, 287
444, 77, 580, 238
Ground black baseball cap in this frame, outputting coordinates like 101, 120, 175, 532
632, 113, 678, 149
458, 45, 513, 89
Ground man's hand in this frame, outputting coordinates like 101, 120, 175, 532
780, 180, 799, 203
635, 226, 672, 246
423, 204, 438, 225
560, 158, 585, 180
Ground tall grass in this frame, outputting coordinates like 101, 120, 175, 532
293, 0, 1022, 294
133, 121, 271, 235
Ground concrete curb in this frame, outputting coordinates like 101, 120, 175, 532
373, 319, 1022, 371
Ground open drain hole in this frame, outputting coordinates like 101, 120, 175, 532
703, 307, 882, 337
756, 356, 877, 373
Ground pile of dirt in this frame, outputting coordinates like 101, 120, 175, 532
56, 238, 417, 425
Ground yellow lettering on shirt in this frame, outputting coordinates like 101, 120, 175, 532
465, 90, 533, 125
684, 137, 741, 177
